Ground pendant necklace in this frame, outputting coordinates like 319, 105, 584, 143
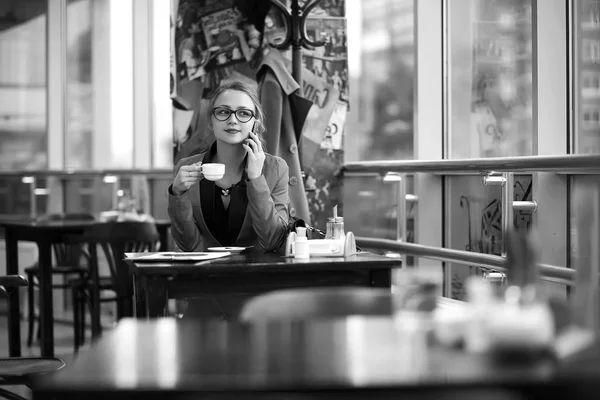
217, 184, 235, 197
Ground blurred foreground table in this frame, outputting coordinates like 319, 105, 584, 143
32, 317, 600, 399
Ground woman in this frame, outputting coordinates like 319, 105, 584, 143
168, 80, 290, 254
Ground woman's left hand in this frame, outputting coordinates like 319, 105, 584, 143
243, 131, 265, 181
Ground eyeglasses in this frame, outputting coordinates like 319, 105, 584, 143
212, 107, 255, 123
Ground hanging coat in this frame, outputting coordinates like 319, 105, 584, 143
256, 49, 313, 225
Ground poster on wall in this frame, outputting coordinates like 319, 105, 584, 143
322, 101, 347, 150
171, 0, 268, 162
303, 17, 348, 103
172, 0, 262, 108
170, 0, 179, 98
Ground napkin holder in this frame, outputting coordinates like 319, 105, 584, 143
285, 231, 357, 257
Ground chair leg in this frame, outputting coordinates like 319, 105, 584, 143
80, 290, 87, 345
26, 271, 36, 347
72, 286, 80, 353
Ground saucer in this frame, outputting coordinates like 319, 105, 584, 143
207, 246, 248, 253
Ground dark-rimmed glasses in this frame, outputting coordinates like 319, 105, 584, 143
212, 107, 255, 123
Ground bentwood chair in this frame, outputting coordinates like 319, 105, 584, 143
70, 221, 160, 351
25, 213, 95, 347
0, 275, 65, 400
239, 287, 393, 321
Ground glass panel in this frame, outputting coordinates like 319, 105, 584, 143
152, 0, 173, 168
570, 175, 600, 329
573, 0, 600, 154
447, 0, 533, 158
0, 177, 34, 217
343, 174, 415, 264
0, 0, 47, 171
345, 0, 415, 162
65, 0, 93, 169
445, 174, 532, 300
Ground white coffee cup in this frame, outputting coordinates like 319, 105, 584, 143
202, 163, 225, 181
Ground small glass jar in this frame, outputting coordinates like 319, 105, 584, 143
325, 217, 345, 240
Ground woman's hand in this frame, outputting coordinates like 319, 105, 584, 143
172, 162, 203, 196
243, 131, 265, 181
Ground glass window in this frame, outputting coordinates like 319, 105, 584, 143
0, 0, 47, 171
343, 0, 415, 254
152, 0, 173, 168
346, 0, 414, 162
574, 0, 600, 154
66, 0, 93, 169
447, 0, 533, 159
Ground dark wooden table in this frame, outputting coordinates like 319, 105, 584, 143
127, 252, 401, 318
32, 317, 600, 399
0, 218, 171, 357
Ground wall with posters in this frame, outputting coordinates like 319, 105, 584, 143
170, 0, 348, 232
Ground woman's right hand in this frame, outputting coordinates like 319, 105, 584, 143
172, 162, 203, 196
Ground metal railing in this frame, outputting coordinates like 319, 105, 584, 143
0, 169, 173, 220
0, 168, 172, 178
355, 237, 575, 287
344, 154, 600, 174
343, 154, 600, 287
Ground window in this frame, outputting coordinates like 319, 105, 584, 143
0, 0, 47, 171
65, 0, 93, 169
445, 0, 538, 299
575, 0, 600, 153
346, 0, 414, 162
343, 0, 415, 243
446, 0, 534, 159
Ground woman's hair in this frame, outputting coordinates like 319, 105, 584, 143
206, 80, 266, 137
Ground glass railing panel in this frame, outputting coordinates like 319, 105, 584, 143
445, 174, 533, 300
570, 175, 600, 330
0, 177, 32, 218
343, 174, 397, 240
63, 176, 113, 214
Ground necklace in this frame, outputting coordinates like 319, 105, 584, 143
217, 183, 236, 197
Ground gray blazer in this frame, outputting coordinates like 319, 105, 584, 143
168, 151, 290, 253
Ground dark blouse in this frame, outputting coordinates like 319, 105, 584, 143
199, 177, 248, 246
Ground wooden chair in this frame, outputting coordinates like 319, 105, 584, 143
239, 287, 393, 321
70, 221, 160, 351
25, 213, 95, 347
0, 275, 65, 400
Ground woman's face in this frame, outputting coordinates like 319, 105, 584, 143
211, 89, 256, 145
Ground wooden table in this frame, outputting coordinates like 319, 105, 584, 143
127, 252, 401, 318
31, 317, 600, 399
0, 218, 171, 357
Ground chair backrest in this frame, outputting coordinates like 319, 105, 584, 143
42, 213, 96, 268
239, 287, 393, 321
83, 221, 159, 298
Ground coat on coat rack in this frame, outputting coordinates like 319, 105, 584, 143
256, 48, 313, 225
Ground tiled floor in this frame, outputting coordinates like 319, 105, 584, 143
0, 302, 116, 400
